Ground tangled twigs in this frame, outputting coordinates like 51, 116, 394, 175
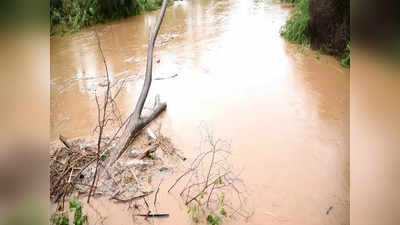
50, 137, 98, 204
168, 128, 253, 222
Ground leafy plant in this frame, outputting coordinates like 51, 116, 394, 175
220, 208, 227, 217
53, 213, 69, 225
207, 213, 221, 225
52, 200, 88, 225
69, 200, 88, 225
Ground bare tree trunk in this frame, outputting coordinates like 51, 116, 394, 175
111, 0, 169, 164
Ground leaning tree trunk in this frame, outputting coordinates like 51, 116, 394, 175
111, 0, 168, 164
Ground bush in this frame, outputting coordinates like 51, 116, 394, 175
50, 0, 104, 34
50, 0, 148, 35
137, 0, 164, 11
280, 0, 310, 45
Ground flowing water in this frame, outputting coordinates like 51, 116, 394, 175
51, 0, 349, 224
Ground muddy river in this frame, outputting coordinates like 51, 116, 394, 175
51, 0, 349, 224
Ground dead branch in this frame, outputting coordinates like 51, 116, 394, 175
154, 178, 163, 206
111, 0, 169, 164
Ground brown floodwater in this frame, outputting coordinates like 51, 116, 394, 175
50, 0, 349, 224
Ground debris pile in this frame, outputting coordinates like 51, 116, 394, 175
50, 127, 183, 211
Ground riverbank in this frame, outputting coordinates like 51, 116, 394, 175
50, 0, 171, 35
280, 0, 350, 67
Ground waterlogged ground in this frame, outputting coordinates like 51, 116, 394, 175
51, 0, 349, 224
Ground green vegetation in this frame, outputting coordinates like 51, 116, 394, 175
340, 43, 350, 68
207, 213, 221, 225
50, 0, 168, 35
280, 0, 350, 67
54, 213, 69, 225
187, 195, 227, 224
137, 0, 164, 11
52, 200, 88, 225
280, 0, 310, 46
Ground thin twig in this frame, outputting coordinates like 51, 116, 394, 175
154, 178, 164, 206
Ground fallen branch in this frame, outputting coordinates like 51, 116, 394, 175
137, 213, 169, 217
111, 0, 169, 165
111, 192, 154, 203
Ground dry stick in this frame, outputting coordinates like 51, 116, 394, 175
168, 168, 194, 193
205, 141, 217, 188
154, 178, 164, 206
112, 0, 169, 165
87, 159, 100, 203
59, 135, 72, 149
88, 29, 111, 203
112, 192, 153, 203
137, 213, 169, 217
206, 182, 217, 208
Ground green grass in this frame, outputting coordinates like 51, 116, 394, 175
280, 0, 310, 45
